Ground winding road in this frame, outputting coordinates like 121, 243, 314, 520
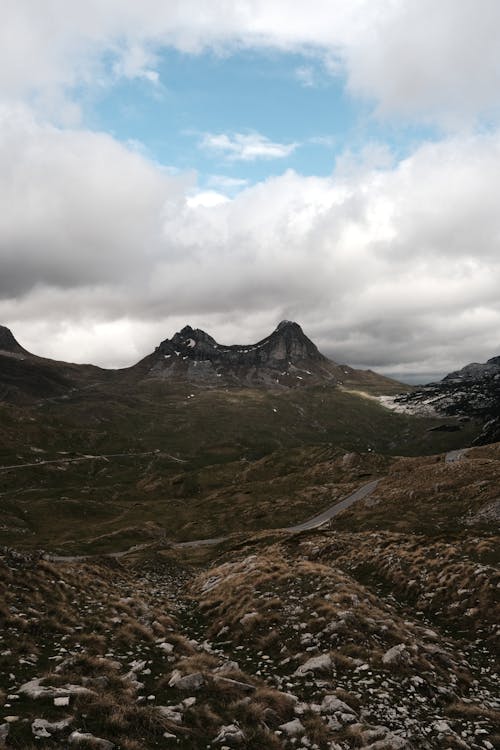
42, 446, 470, 561
47, 479, 380, 560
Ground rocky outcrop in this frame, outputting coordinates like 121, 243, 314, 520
156, 320, 325, 368
142, 320, 402, 391
388, 352, 500, 445
144, 320, 337, 387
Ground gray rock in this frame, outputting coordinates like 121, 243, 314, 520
157, 706, 183, 723
69, 731, 115, 749
381, 644, 410, 666
294, 653, 332, 676
213, 723, 245, 745
214, 660, 240, 674
32, 717, 72, 738
19, 678, 94, 700
432, 719, 452, 733
168, 671, 204, 691
364, 734, 410, 749
278, 718, 305, 737
320, 695, 356, 716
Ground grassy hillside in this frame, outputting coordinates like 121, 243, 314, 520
0, 379, 479, 553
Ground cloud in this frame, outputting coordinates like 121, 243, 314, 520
200, 132, 298, 161
2, 2, 500, 127
1, 106, 500, 376
207, 175, 249, 191
186, 190, 230, 208
295, 65, 317, 88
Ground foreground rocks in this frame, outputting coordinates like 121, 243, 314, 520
1, 530, 499, 749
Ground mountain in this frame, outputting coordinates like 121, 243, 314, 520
139, 320, 401, 392
387, 352, 500, 444
0, 325, 106, 403
0, 324, 28, 356
0, 320, 404, 400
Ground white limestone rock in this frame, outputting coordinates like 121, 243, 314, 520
294, 653, 332, 676
278, 718, 305, 737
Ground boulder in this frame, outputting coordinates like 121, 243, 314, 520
320, 695, 356, 716
381, 644, 410, 667
168, 671, 204, 691
278, 718, 305, 737
294, 653, 332, 676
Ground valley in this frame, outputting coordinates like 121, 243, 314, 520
0, 323, 498, 749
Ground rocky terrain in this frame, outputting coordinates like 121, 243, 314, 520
1, 323, 498, 749
384, 355, 500, 445
1, 442, 499, 749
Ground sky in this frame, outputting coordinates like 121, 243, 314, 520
2, 1, 500, 382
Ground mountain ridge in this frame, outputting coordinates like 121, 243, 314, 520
140, 320, 403, 391
388, 350, 500, 444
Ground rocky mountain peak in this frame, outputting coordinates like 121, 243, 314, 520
0, 325, 28, 355
276, 319, 295, 331
156, 321, 324, 367
148, 321, 335, 386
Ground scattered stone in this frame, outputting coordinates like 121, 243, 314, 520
31, 718, 72, 738
54, 695, 70, 706
433, 719, 452, 733
69, 730, 115, 749
213, 723, 245, 745
240, 612, 259, 625
168, 671, 204, 691
294, 653, 332, 676
158, 641, 174, 654
18, 678, 94, 700
157, 706, 183, 723
215, 660, 240, 674
278, 718, 305, 737
381, 644, 410, 667
320, 695, 356, 716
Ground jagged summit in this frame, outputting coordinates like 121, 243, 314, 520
155, 320, 324, 368
146, 320, 329, 386
145, 320, 400, 391
0, 325, 28, 355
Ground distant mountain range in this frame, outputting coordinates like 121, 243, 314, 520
0, 321, 402, 401
2, 319, 500, 445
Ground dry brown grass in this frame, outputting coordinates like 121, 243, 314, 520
308, 530, 500, 647
446, 701, 500, 726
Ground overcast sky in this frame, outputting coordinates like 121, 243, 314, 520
2, 1, 500, 381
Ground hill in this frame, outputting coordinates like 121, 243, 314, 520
384, 352, 500, 445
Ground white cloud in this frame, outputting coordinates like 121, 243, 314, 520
3, 2, 500, 126
1, 106, 500, 375
186, 190, 230, 208
200, 132, 298, 161
207, 175, 249, 190
295, 65, 317, 88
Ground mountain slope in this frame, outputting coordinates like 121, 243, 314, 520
0, 325, 28, 356
386, 352, 500, 444
137, 320, 402, 392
